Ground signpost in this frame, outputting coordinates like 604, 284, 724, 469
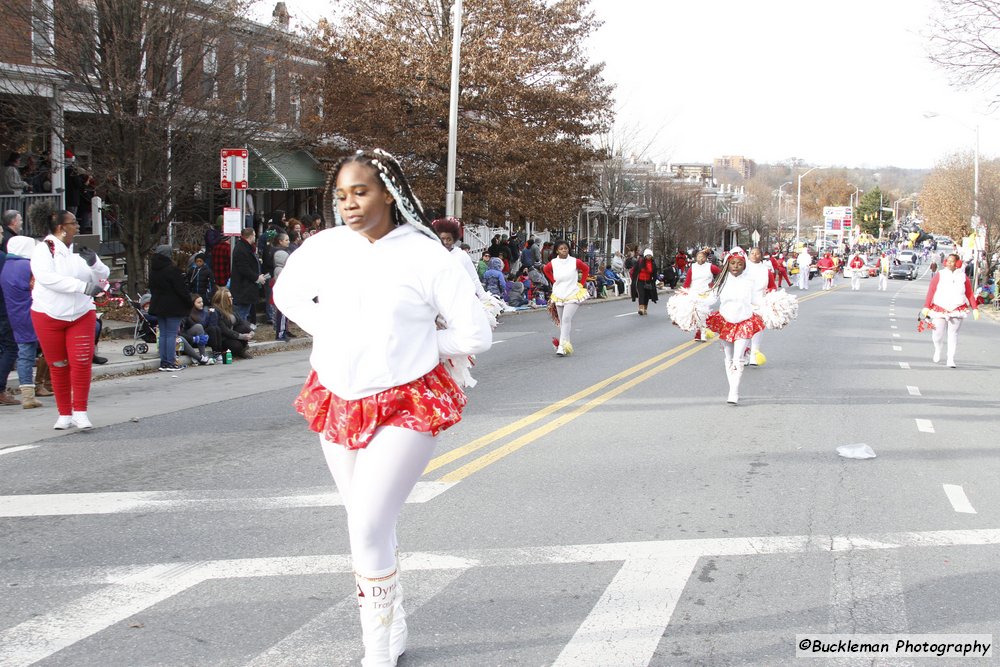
751, 229, 761, 246
220, 148, 250, 273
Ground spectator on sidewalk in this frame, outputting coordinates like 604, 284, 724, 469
185, 252, 215, 302
148, 244, 192, 372
482, 257, 508, 299
519, 239, 537, 270
2, 210, 23, 253
30, 210, 109, 429
211, 287, 254, 359
600, 264, 625, 296
476, 251, 491, 280
1, 236, 46, 407
0, 238, 21, 406
271, 233, 292, 341
179, 294, 213, 365
206, 217, 230, 288
231, 227, 265, 324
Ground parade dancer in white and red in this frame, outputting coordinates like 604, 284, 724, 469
878, 253, 890, 291
921, 253, 979, 368
682, 250, 721, 341
848, 253, 865, 291
745, 247, 776, 366
705, 249, 765, 404
274, 149, 492, 666
543, 239, 589, 356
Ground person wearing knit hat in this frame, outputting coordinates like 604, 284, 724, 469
154, 244, 173, 258
631, 249, 658, 315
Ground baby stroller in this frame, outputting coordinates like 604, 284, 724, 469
121, 292, 158, 356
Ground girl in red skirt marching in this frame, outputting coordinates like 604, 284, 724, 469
274, 149, 492, 666
705, 248, 765, 405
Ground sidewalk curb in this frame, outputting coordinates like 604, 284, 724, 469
91, 336, 314, 380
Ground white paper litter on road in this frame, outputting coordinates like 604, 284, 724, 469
837, 444, 876, 459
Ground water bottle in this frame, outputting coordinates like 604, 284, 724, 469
224, 350, 232, 365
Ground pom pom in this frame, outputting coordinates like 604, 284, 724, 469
666, 289, 715, 331
754, 350, 766, 366
759, 289, 799, 330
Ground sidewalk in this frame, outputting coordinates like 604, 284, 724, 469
83, 320, 313, 380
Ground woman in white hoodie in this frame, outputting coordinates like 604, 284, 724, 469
273, 149, 491, 667
705, 249, 764, 404
30, 210, 109, 430
921, 253, 979, 368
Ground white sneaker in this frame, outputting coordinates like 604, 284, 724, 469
556, 345, 566, 357
947, 359, 956, 368
932, 349, 941, 363
53, 415, 75, 430
71, 411, 93, 430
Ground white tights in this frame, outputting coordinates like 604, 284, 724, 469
721, 338, 750, 369
321, 427, 436, 574
851, 274, 862, 291
750, 330, 763, 357
557, 302, 580, 344
931, 316, 963, 363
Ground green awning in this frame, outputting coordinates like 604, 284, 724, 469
248, 147, 326, 191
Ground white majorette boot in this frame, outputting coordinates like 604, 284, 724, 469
932, 346, 941, 364
727, 361, 743, 405
356, 567, 399, 667
390, 551, 408, 663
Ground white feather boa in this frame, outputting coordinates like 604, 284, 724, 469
440, 293, 505, 388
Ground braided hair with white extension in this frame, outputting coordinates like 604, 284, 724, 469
330, 149, 439, 241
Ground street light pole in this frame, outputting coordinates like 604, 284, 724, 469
445, 0, 463, 216
796, 166, 819, 242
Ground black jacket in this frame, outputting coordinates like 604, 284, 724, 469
230, 238, 261, 305
148, 254, 192, 318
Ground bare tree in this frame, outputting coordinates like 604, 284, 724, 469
591, 122, 660, 261
646, 180, 702, 258
928, 0, 1000, 100
1, 0, 297, 294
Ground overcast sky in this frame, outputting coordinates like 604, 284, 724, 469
253, 0, 1000, 169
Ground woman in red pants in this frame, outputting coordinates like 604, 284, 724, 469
30, 210, 109, 430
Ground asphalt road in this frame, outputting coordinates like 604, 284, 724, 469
1, 269, 998, 666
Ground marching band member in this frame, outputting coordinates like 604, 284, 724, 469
705, 248, 765, 404
682, 250, 721, 341
921, 253, 979, 368
848, 252, 865, 291
543, 239, 589, 356
274, 149, 492, 666
744, 247, 776, 366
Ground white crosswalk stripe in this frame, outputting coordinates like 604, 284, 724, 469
4, 528, 1000, 666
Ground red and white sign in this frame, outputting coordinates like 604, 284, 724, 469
220, 148, 249, 190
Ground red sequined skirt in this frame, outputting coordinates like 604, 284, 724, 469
930, 303, 969, 319
705, 311, 766, 343
294, 364, 467, 450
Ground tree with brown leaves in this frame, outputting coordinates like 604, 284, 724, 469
315, 0, 612, 230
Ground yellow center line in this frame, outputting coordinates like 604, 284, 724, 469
437, 342, 712, 483
424, 339, 699, 475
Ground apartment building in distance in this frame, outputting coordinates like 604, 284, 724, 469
713, 155, 756, 180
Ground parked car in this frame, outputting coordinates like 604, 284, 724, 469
889, 262, 917, 280
897, 250, 917, 264
866, 259, 880, 277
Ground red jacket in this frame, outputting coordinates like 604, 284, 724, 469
817, 257, 835, 272
849, 256, 864, 269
